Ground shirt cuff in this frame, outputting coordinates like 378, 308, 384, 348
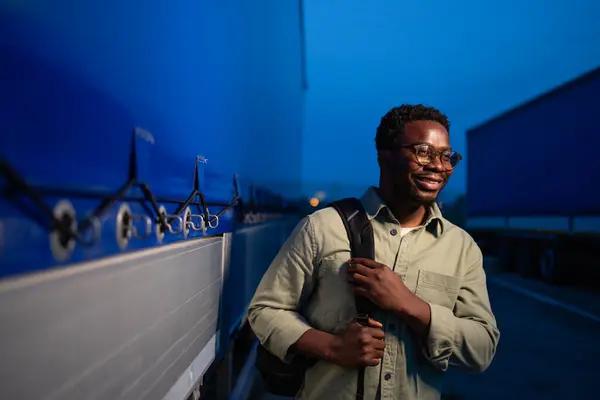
264, 312, 312, 362
423, 303, 456, 371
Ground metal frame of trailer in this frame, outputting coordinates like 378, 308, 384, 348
0, 235, 226, 400
0, 215, 300, 400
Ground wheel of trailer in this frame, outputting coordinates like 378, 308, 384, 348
539, 247, 563, 284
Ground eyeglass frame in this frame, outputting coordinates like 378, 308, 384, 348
396, 142, 463, 170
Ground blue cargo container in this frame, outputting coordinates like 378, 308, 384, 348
0, 2, 307, 400
466, 66, 600, 284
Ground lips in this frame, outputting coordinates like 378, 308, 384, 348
414, 175, 444, 191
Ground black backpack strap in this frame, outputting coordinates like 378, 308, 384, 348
330, 197, 376, 400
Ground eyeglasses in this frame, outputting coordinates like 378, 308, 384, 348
398, 143, 462, 170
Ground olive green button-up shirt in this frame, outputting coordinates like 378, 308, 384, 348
248, 187, 500, 400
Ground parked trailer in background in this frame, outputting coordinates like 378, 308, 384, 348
465, 66, 600, 285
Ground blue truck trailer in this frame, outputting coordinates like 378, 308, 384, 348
465, 66, 600, 285
0, 2, 309, 399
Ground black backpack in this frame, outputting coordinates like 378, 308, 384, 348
255, 197, 376, 399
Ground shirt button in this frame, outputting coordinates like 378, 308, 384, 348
390, 229, 398, 236
384, 373, 392, 381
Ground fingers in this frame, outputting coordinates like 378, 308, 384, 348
363, 347, 385, 367
347, 262, 370, 277
373, 340, 385, 351
347, 319, 386, 367
365, 357, 382, 367
346, 272, 370, 285
362, 319, 385, 344
367, 317, 383, 328
349, 258, 382, 269
353, 321, 385, 339
369, 327, 386, 340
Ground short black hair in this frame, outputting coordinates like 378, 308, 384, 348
375, 104, 450, 151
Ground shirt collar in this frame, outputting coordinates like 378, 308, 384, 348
359, 186, 445, 234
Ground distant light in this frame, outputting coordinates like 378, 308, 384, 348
315, 191, 326, 201
309, 197, 320, 207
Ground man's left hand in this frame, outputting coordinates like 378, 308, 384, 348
346, 258, 417, 315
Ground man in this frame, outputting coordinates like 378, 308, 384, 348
248, 104, 500, 400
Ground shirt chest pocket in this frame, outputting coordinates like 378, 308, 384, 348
414, 269, 462, 310
310, 257, 355, 330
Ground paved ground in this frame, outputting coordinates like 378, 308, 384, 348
246, 270, 600, 400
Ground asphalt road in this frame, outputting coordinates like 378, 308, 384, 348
247, 271, 600, 400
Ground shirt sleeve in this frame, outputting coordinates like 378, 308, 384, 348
423, 244, 500, 372
247, 216, 318, 362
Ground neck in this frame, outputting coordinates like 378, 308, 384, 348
377, 185, 428, 228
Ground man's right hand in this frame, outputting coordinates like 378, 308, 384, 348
329, 318, 385, 367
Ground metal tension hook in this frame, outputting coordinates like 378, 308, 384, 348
158, 205, 184, 235
188, 211, 207, 234
205, 207, 219, 229
116, 203, 152, 249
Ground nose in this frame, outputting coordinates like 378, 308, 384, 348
426, 154, 445, 172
